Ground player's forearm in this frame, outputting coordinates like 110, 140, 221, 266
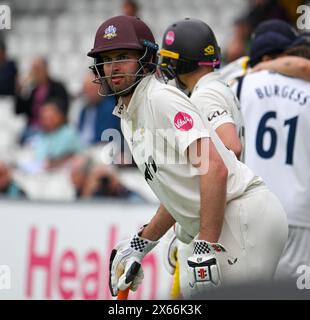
216, 123, 242, 159
187, 138, 228, 242
293, 58, 310, 81
141, 204, 176, 241
199, 166, 227, 242
253, 56, 310, 81
274, 57, 310, 80
198, 143, 228, 242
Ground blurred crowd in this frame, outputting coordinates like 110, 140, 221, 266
0, 22, 148, 201
0, 0, 308, 202
0, 46, 143, 201
224, 0, 306, 62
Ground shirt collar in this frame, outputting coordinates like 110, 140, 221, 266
113, 98, 127, 119
192, 71, 222, 93
112, 75, 153, 120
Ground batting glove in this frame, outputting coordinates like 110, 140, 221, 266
187, 240, 226, 293
109, 230, 159, 296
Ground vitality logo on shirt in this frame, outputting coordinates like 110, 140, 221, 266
174, 112, 194, 131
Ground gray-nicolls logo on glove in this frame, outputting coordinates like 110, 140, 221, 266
187, 240, 226, 291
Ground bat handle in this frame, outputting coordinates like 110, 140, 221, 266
117, 288, 130, 300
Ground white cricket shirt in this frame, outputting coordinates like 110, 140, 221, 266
113, 75, 262, 237
190, 71, 245, 160
218, 56, 250, 82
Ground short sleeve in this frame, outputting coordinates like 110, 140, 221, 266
150, 87, 210, 156
191, 82, 236, 130
204, 105, 235, 130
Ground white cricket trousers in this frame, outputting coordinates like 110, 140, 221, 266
275, 225, 310, 281
177, 185, 288, 297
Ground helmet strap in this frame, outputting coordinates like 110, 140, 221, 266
175, 75, 187, 92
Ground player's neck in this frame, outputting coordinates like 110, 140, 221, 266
180, 67, 214, 93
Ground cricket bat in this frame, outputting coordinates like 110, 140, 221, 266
117, 288, 129, 300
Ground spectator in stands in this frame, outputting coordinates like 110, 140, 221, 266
224, 17, 252, 63
77, 72, 121, 146
15, 56, 69, 142
0, 38, 18, 96
0, 160, 25, 198
70, 155, 142, 200
70, 155, 93, 197
224, 0, 300, 63
29, 98, 81, 170
121, 0, 140, 17
82, 163, 142, 200
245, 0, 291, 30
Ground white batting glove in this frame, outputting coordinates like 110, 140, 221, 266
109, 231, 159, 296
187, 240, 226, 293
162, 228, 178, 275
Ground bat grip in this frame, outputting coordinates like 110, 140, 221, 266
117, 288, 129, 300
